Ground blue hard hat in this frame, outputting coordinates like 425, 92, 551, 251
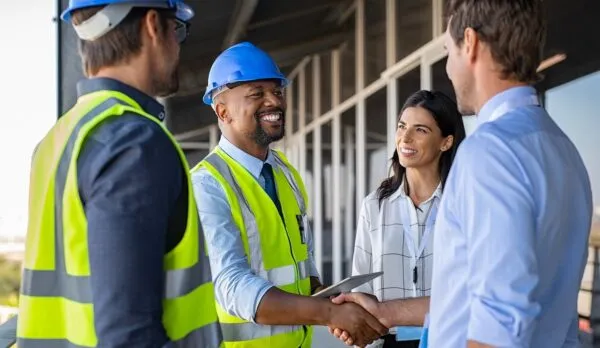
203, 42, 288, 105
61, 0, 193, 22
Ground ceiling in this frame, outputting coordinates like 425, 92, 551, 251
57, 0, 600, 139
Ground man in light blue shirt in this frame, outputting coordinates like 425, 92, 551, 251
329, 0, 593, 347
429, 0, 593, 347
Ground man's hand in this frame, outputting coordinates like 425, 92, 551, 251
327, 301, 388, 347
328, 292, 391, 346
333, 292, 391, 327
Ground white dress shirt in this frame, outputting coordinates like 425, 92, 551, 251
352, 181, 442, 302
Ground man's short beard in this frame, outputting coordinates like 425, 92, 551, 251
251, 123, 285, 147
153, 65, 180, 98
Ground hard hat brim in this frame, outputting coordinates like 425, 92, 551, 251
203, 76, 288, 106
61, 1, 194, 23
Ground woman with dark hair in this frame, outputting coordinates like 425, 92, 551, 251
351, 90, 466, 348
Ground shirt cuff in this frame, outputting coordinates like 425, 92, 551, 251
231, 275, 273, 323
250, 283, 274, 323
467, 296, 532, 347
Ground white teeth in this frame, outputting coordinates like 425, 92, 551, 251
261, 113, 281, 122
401, 148, 416, 154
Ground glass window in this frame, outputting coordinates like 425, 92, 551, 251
431, 57, 478, 135
545, 70, 600, 320
396, 0, 432, 62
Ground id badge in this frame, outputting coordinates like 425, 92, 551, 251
417, 314, 429, 348
296, 214, 306, 244
395, 326, 422, 341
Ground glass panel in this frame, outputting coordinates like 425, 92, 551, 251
365, 0, 387, 86
366, 88, 388, 193
341, 33, 357, 101
291, 78, 299, 134
320, 52, 333, 115
397, 66, 421, 110
431, 57, 478, 135
396, 0, 432, 62
304, 60, 313, 123
545, 70, 600, 320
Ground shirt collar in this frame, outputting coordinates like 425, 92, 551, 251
388, 179, 442, 203
477, 86, 538, 125
76, 77, 166, 121
218, 136, 276, 180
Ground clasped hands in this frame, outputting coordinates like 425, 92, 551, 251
326, 292, 391, 347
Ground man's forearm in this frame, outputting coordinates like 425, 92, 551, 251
382, 296, 430, 327
255, 287, 333, 326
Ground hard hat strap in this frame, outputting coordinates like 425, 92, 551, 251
73, 3, 135, 41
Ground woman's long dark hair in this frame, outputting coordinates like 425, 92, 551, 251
377, 90, 466, 206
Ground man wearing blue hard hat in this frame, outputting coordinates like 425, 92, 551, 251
13, 1, 222, 347
190, 41, 387, 348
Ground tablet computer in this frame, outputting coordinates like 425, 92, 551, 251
312, 272, 383, 298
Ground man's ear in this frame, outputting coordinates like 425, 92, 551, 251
215, 102, 230, 124
142, 9, 162, 46
463, 27, 479, 63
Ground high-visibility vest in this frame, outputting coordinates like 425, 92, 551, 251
192, 147, 313, 348
17, 90, 222, 348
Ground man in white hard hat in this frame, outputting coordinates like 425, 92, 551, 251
15, 1, 221, 347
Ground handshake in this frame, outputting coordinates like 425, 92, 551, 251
325, 292, 392, 347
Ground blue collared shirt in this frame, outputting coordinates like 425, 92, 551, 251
191, 136, 320, 322
76, 78, 185, 347
429, 86, 593, 347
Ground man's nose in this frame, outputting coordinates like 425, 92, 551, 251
264, 92, 282, 107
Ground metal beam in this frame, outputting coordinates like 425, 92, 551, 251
179, 141, 212, 150
331, 48, 342, 284
344, 126, 355, 267
247, 4, 335, 30
355, 0, 367, 232
312, 54, 324, 277
222, 0, 259, 49
174, 31, 351, 98
323, 0, 356, 25
268, 31, 352, 68
298, 66, 307, 181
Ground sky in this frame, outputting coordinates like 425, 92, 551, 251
0, 2, 597, 239
0, 1, 57, 238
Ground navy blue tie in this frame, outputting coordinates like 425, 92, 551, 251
261, 163, 283, 217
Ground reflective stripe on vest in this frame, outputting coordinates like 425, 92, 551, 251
202, 150, 310, 343
18, 93, 221, 348
17, 321, 222, 348
203, 152, 310, 285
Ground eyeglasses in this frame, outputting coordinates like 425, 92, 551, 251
174, 18, 190, 44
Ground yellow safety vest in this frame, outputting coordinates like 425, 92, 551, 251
192, 147, 313, 348
17, 90, 222, 347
